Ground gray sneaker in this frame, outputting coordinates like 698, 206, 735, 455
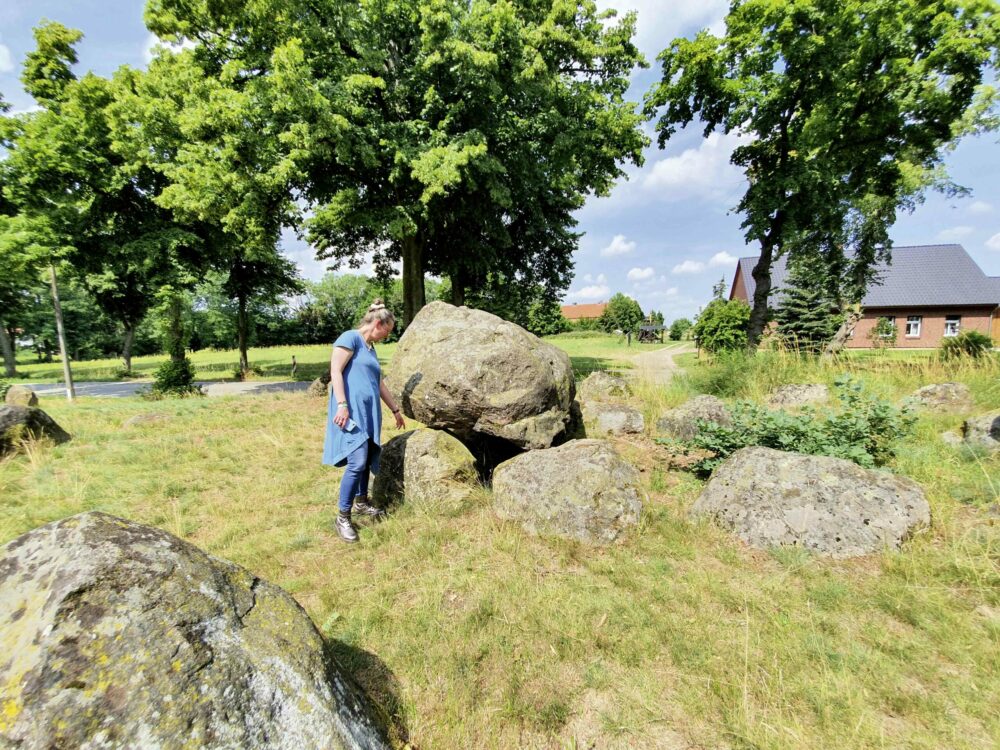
353, 496, 387, 520
335, 514, 358, 543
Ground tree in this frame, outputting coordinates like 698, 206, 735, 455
646, 0, 1000, 350
527, 299, 571, 337
599, 293, 643, 334
648, 310, 665, 327
772, 260, 844, 353
692, 299, 751, 353
669, 318, 693, 341
145, 0, 648, 325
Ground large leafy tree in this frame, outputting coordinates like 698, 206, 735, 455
646, 0, 1000, 349
599, 292, 644, 334
145, 0, 647, 326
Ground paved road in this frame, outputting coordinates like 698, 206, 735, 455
25, 380, 311, 399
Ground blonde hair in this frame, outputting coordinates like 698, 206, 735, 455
360, 298, 396, 328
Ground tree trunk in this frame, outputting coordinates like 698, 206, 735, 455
450, 266, 466, 307
822, 304, 863, 358
121, 321, 137, 373
49, 265, 75, 402
237, 292, 249, 376
167, 294, 186, 362
0, 320, 17, 378
401, 234, 426, 327
746, 244, 775, 351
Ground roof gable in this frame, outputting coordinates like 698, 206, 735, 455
734, 245, 1000, 308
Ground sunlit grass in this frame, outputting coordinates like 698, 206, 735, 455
1, 344, 997, 748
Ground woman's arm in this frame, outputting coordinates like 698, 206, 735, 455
330, 346, 353, 427
380, 379, 405, 429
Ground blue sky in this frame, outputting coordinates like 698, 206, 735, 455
3, 0, 999, 321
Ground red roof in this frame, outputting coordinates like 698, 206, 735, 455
561, 303, 607, 320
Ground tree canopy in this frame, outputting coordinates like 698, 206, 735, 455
646, 0, 1000, 348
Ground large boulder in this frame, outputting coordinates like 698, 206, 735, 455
766, 383, 829, 408
656, 395, 731, 441
577, 371, 631, 403
372, 428, 478, 508
386, 302, 575, 450
492, 439, 643, 544
308, 373, 332, 398
910, 382, 973, 412
580, 401, 644, 435
0, 405, 71, 453
692, 446, 930, 558
962, 409, 1000, 451
0, 512, 391, 750
5, 385, 38, 407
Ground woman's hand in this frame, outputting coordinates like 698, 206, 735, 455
392, 409, 406, 429
333, 404, 349, 428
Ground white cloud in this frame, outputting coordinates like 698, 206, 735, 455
986, 232, 1000, 251
598, 0, 728, 60
672, 259, 705, 274
582, 273, 607, 284
0, 43, 12, 74
935, 225, 974, 242
627, 266, 655, 281
968, 201, 993, 215
708, 251, 738, 267
144, 33, 196, 64
600, 234, 636, 257
642, 131, 751, 202
568, 284, 610, 300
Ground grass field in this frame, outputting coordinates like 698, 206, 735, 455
11, 332, 677, 384
1, 343, 998, 748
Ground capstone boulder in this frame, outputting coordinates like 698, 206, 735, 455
492, 439, 643, 544
910, 382, 973, 412
5, 385, 38, 407
386, 302, 575, 449
0, 405, 71, 454
0, 512, 391, 750
691, 446, 930, 558
656, 395, 731, 441
372, 428, 479, 508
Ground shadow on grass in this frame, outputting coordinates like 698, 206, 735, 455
324, 639, 410, 747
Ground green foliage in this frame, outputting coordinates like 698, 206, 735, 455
0, 380, 9, 401
645, 0, 1000, 346
692, 299, 750, 353
940, 330, 994, 360
599, 293, 644, 334
773, 260, 844, 353
669, 318, 693, 341
868, 317, 898, 350
647, 310, 665, 327
150, 357, 199, 395
526, 299, 570, 337
680, 377, 917, 476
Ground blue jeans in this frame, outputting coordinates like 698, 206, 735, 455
339, 440, 373, 514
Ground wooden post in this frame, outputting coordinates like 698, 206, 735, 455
49, 264, 75, 402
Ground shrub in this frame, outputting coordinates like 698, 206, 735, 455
676, 376, 916, 476
692, 299, 751, 353
113, 366, 137, 380
152, 358, 201, 396
0, 380, 9, 401
940, 330, 994, 360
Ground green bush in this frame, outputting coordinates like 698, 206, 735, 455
939, 330, 994, 360
0, 380, 9, 401
152, 358, 201, 396
676, 376, 916, 476
692, 298, 751, 353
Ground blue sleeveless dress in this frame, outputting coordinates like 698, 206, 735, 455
322, 330, 382, 473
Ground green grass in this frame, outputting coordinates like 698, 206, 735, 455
1, 343, 997, 748
12, 333, 675, 383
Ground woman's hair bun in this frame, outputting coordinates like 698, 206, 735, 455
368, 298, 386, 312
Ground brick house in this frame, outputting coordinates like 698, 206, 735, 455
730, 244, 1000, 348
560, 302, 608, 322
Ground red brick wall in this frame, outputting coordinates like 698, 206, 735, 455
846, 306, 997, 348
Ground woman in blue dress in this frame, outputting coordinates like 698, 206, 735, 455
324, 299, 406, 543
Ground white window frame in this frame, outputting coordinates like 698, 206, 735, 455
905, 315, 922, 338
944, 316, 961, 337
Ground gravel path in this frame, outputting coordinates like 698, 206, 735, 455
23, 381, 310, 399
626, 343, 694, 386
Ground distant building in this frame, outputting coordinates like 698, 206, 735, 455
730, 244, 1000, 348
561, 302, 607, 322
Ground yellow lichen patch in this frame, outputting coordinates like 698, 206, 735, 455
0, 697, 21, 730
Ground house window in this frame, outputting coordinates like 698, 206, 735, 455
905, 315, 922, 338
880, 316, 896, 338
944, 316, 961, 337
